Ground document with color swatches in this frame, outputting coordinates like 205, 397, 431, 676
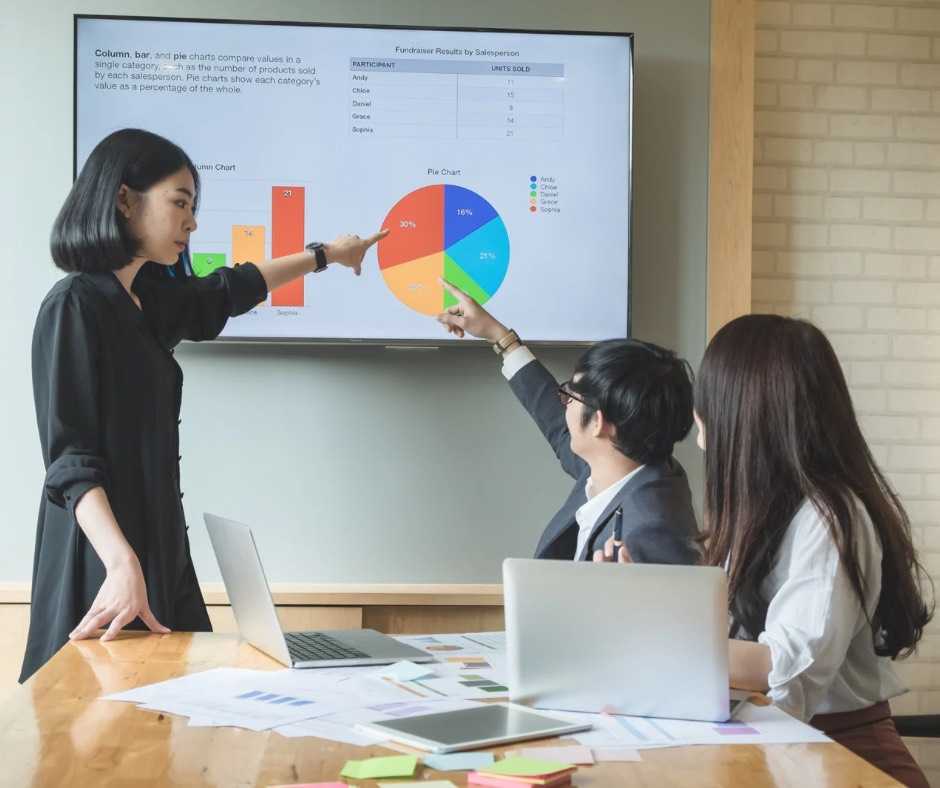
565, 703, 830, 749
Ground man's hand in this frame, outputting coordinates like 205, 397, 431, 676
593, 535, 633, 564
437, 280, 509, 342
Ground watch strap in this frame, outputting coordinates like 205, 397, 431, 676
305, 241, 328, 272
493, 329, 521, 356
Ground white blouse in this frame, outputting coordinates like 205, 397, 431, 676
748, 497, 907, 721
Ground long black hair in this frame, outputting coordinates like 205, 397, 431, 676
696, 314, 931, 658
51, 129, 199, 273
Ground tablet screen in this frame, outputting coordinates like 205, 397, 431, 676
366, 704, 578, 747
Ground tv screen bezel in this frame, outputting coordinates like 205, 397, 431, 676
74, 13, 633, 348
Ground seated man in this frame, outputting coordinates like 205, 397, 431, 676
438, 281, 699, 564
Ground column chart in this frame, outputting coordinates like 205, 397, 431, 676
188, 181, 312, 311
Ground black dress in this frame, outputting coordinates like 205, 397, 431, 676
21, 262, 267, 682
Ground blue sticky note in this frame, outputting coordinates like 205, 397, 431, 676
379, 660, 436, 682
423, 752, 496, 771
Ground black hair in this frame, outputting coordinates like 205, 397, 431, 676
50, 128, 199, 273
697, 314, 932, 658
570, 339, 694, 465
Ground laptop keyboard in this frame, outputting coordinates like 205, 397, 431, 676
285, 631, 370, 662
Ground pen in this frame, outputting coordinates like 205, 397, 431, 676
611, 507, 624, 560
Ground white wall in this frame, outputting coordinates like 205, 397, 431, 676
1, 0, 709, 584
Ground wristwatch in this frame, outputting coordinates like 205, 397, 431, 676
493, 329, 521, 356
304, 241, 329, 273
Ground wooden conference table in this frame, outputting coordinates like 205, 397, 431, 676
0, 633, 901, 787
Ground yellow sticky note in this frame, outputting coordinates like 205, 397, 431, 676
480, 757, 574, 777
340, 755, 418, 780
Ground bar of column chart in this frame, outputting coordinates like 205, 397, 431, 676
232, 225, 265, 264
191, 252, 227, 278
232, 225, 267, 306
271, 186, 306, 307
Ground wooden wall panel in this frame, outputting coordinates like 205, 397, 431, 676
207, 606, 363, 633
363, 605, 505, 635
708, 0, 755, 337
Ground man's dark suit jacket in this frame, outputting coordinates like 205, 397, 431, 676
508, 358, 700, 564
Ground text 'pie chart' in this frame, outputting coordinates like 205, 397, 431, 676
378, 185, 510, 316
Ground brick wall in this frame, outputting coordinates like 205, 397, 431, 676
752, 0, 940, 781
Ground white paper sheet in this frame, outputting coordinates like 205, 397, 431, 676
381, 641, 511, 700
566, 703, 830, 749
516, 745, 595, 764
104, 667, 342, 731
100, 632, 512, 737
394, 633, 505, 657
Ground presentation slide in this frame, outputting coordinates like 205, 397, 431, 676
75, 17, 632, 343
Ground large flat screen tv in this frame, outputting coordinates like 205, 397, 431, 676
75, 15, 633, 345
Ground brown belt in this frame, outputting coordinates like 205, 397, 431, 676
810, 700, 892, 736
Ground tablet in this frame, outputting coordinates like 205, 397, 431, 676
356, 703, 592, 753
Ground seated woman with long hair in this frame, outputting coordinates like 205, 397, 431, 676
695, 314, 932, 787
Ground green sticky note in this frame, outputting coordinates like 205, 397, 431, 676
340, 755, 418, 780
480, 757, 573, 777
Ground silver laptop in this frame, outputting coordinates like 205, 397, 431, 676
205, 513, 434, 668
503, 559, 730, 722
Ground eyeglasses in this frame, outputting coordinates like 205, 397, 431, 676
557, 380, 589, 407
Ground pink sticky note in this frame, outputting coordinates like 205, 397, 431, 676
268, 783, 348, 788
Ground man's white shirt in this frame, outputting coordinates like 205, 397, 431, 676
500, 344, 537, 380
573, 469, 644, 560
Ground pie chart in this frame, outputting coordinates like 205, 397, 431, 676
378, 185, 510, 316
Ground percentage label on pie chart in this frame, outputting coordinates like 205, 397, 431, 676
378, 185, 510, 316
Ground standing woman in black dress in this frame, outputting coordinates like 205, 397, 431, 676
22, 128, 385, 681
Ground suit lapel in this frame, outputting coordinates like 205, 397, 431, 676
575, 467, 650, 560
537, 483, 588, 557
